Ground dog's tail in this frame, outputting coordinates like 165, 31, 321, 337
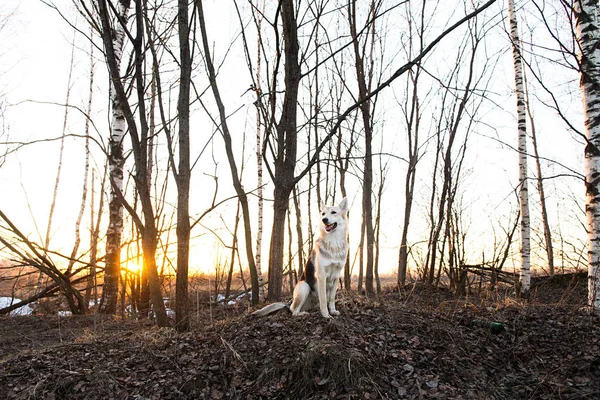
251, 302, 289, 317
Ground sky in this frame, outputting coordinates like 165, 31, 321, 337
0, 0, 589, 279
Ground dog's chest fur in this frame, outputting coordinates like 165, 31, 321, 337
303, 229, 348, 291
314, 234, 348, 275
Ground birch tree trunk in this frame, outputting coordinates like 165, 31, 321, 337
255, 1, 265, 301
574, 0, 600, 312
100, 0, 130, 314
507, 0, 531, 296
97, 0, 168, 326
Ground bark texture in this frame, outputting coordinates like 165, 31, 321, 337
267, 0, 301, 301
508, 0, 531, 295
575, 0, 600, 311
175, 0, 192, 332
100, 0, 130, 314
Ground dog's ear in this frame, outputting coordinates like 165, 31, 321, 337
338, 197, 348, 212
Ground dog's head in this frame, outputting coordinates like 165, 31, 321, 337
319, 197, 349, 234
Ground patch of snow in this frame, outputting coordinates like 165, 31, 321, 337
57, 310, 73, 317
214, 293, 250, 306
0, 297, 34, 316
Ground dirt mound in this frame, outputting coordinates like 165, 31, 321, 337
1, 275, 599, 399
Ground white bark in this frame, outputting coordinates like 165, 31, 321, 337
108, 0, 128, 226
575, 0, 600, 311
255, 0, 265, 300
508, 0, 530, 294
102, 0, 130, 313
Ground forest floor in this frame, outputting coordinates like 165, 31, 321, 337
1, 272, 599, 399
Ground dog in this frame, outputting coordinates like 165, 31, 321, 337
252, 197, 349, 318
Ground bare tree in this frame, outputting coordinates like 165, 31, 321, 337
91, 0, 130, 315
38, 28, 78, 293
0, 211, 87, 315
422, 9, 494, 286
523, 67, 554, 276
96, 0, 168, 325
507, 0, 531, 296
240, 0, 495, 299
171, 0, 193, 331
254, 0, 266, 301
397, 0, 427, 287
574, 0, 600, 312
264, 0, 302, 301
196, 0, 261, 306
348, 0, 380, 297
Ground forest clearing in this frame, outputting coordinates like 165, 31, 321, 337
1, 272, 599, 399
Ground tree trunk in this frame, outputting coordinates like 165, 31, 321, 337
196, 0, 260, 306
266, 0, 301, 301
508, 0, 531, 296
255, 1, 266, 301
574, 0, 600, 312
292, 187, 304, 279
398, 66, 421, 287
225, 201, 241, 300
349, 0, 375, 297
398, 0, 425, 286
97, 0, 168, 325
523, 69, 554, 276
142, 227, 167, 324
84, 34, 97, 310
175, 0, 192, 332
268, 185, 293, 300
100, 0, 130, 314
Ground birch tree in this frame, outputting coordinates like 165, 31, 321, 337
96, 0, 130, 314
96, 0, 169, 325
574, 0, 600, 311
254, 0, 266, 301
507, 0, 531, 295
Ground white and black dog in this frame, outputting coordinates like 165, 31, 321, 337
253, 197, 349, 318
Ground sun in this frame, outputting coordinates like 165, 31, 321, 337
125, 261, 142, 274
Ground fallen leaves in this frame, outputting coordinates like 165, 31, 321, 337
0, 273, 598, 399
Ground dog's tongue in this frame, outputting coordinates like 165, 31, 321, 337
325, 223, 335, 232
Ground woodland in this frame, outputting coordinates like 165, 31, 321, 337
1, 0, 600, 398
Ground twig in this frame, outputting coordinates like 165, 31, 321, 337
220, 336, 248, 371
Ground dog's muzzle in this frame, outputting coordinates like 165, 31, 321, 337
324, 222, 338, 232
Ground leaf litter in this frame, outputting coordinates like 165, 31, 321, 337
0, 272, 599, 399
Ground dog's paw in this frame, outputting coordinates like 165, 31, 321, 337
329, 309, 340, 316
320, 310, 333, 319
293, 311, 309, 317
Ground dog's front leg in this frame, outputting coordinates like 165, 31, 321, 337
326, 278, 340, 316
316, 273, 331, 318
